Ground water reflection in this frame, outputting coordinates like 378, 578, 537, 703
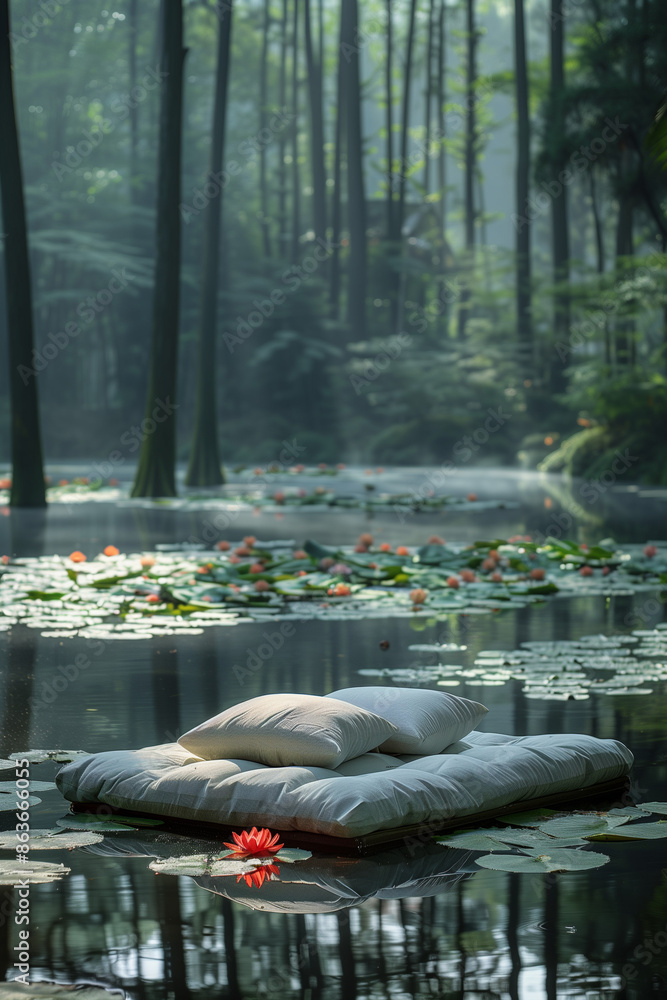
2, 468, 667, 558
4, 841, 665, 998
1, 471, 667, 997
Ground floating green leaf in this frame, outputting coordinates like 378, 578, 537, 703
488, 828, 587, 849
588, 822, 667, 840
56, 815, 139, 832
0, 859, 71, 883
10, 749, 91, 764
607, 806, 652, 819
538, 814, 630, 839
0, 780, 56, 793
475, 848, 609, 873
0, 828, 104, 850
150, 846, 311, 877
0, 985, 124, 999
436, 829, 510, 852
638, 802, 667, 816
0, 794, 41, 811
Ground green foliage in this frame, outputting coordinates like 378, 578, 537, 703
540, 373, 667, 483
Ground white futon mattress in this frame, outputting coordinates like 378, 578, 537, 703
56, 731, 633, 840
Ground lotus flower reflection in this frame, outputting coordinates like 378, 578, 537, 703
222, 826, 285, 859
236, 863, 281, 888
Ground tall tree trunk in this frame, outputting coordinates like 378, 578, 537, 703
304, 0, 326, 242
129, 0, 139, 204
436, 0, 448, 337
396, 0, 417, 239
343, 0, 367, 340
0, 0, 46, 507
131, 0, 185, 498
385, 0, 394, 240
549, 0, 569, 392
278, 0, 289, 258
259, 0, 272, 257
329, 0, 346, 316
423, 0, 435, 195
514, 0, 532, 366
614, 190, 634, 367
318, 0, 324, 68
457, 0, 477, 339
589, 168, 610, 363
185, 0, 233, 487
291, 0, 301, 262
394, 0, 417, 332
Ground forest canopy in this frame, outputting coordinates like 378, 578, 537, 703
1, 0, 666, 497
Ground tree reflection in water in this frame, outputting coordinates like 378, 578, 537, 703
3, 853, 660, 997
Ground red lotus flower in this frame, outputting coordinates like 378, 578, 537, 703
236, 863, 280, 888
222, 827, 284, 858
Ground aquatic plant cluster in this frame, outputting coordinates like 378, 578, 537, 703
1, 535, 665, 637
0, 473, 510, 512
361, 629, 667, 700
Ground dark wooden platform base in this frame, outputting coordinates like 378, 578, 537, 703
70, 775, 631, 856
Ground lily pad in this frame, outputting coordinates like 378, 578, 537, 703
150, 846, 311, 877
0, 780, 57, 793
436, 830, 511, 852
55, 813, 163, 831
0, 794, 42, 811
0, 829, 104, 850
638, 802, 667, 816
56, 816, 137, 832
9, 750, 91, 764
587, 821, 667, 840
538, 814, 630, 839
0, 986, 124, 999
0, 859, 71, 883
607, 806, 652, 819
475, 848, 609, 873
489, 828, 587, 849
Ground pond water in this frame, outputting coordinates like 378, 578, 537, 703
0, 468, 666, 999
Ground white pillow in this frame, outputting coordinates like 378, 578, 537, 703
326, 687, 488, 755
177, 693, 399, 768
